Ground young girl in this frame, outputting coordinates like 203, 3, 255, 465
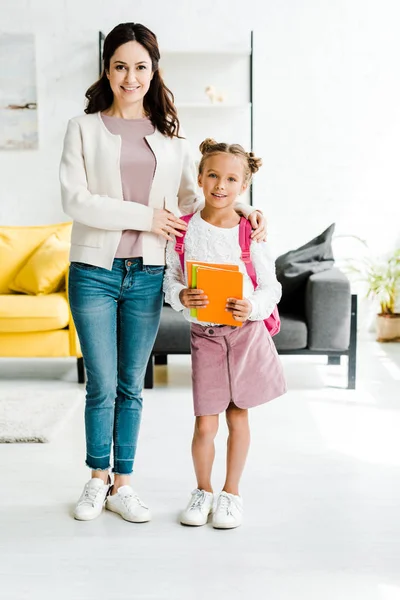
163, 139, 287, 529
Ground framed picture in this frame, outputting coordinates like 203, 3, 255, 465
0, 33, 38, 150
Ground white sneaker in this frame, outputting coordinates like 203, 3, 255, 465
212, 491, 243, 529
180, 489, 214, 526
106, 485, 151, 523
73, 477, 110, 521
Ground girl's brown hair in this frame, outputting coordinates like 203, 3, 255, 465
198, 138, 262, 183
85, 23, 181, 138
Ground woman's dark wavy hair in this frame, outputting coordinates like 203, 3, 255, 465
85, 22, 181, 138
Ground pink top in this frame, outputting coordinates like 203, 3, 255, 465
101, 114, 156, 259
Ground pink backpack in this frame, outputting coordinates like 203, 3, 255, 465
174, 213, 281, 337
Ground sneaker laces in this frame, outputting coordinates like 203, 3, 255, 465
121, 492, 148, 511
80, 484, 103, 507
189, 489, 207, 511
217, 493, 233, 516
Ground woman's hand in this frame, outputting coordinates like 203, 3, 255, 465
226, 298, 252, 322
249, 210, 267, 242
152, 209, 188, 242
179, 288, 209, 309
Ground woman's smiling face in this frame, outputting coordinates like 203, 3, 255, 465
106, 41, 153, 109
198, 152, 248, 209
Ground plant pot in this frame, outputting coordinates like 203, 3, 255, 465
376, 313, 400, 342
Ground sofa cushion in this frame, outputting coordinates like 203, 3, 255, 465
9, 232, 70, 295
275, 224, 335, 298
0, 222, 71, 294
305, 268, 351, 351
0, 293, 70, 333
272, 314, 308, 350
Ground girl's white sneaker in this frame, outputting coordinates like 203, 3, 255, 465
106, 485, 151, 522
212, 491, 243, 529
73, 477, 110, 521
180, 489, 214, 526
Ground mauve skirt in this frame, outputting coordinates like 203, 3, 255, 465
190, 320, 287, 416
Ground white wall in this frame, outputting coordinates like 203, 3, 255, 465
1, 0, 399, 261
253, 0, 400, 259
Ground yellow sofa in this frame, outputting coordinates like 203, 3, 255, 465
0, 222, 83, 382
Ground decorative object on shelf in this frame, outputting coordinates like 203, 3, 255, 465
0, 33, 38, 149
347, 248, 400, 342
205, 85, 225, 103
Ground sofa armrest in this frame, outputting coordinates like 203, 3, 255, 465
305, 268, 351, 351
64, 269, 82, 358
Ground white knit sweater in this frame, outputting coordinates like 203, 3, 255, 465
163, 211, 282, 326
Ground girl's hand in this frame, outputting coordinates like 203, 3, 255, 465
179, 288, 209, 309
152, 209, 187, 242
226, 298, 252, 322
249, 210, 267, 242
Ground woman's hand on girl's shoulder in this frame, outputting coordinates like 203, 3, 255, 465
152, 209, 187, 242
249, 211, 267, 242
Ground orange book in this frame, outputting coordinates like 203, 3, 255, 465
196, 266, 243, 327
187, 261, 240, 319
186, 260, 239, 288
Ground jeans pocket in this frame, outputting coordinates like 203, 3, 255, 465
143, 265, 165, 276
70, 261, 100, 271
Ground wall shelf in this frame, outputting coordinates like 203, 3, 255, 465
176, 103, 252, 109
162, 49, 251, 57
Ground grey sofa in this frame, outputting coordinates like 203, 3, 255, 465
145, 267, 357, 390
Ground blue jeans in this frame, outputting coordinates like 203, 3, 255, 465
68, 258, 164, 475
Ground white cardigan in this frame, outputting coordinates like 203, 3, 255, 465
59, 112, 253, 270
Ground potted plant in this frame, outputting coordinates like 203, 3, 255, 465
348, 249, 400, 341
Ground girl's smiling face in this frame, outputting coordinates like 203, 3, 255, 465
198, 153, 248, 209
106, 41, 153, 110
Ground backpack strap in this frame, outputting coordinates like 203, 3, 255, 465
239, 217, 257, 289
239, 217, 281, 337
175, 213, 195, 273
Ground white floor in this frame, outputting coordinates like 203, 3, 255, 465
0, 337, 399, 600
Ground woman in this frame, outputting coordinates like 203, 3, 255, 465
60, 22, 266, 523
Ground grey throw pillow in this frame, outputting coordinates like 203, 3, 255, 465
276, 223, 335, 297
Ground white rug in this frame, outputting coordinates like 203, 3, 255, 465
0, 388, 84, 443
